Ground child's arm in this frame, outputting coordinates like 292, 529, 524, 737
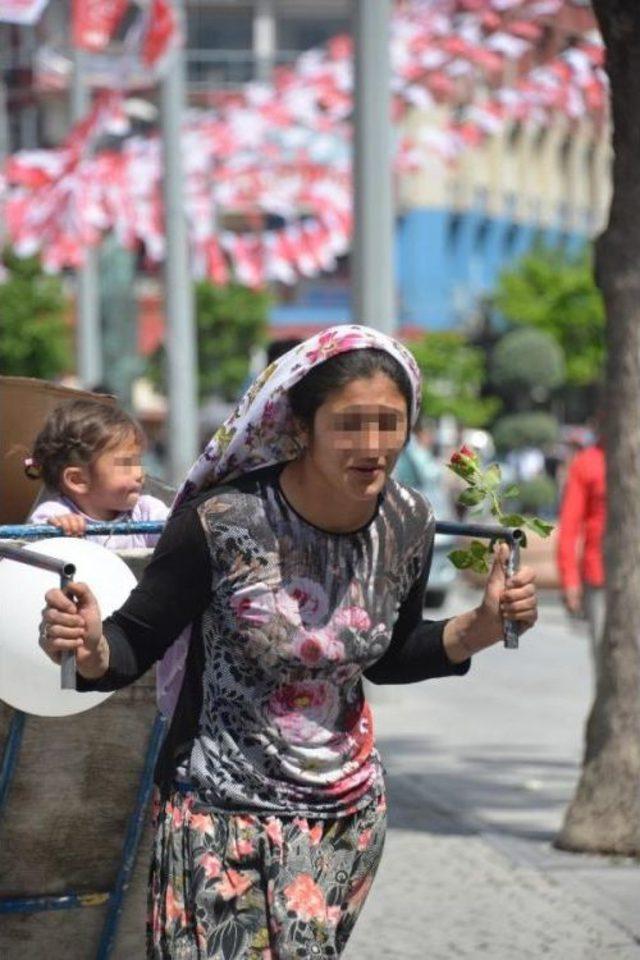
29, 501, 87, 536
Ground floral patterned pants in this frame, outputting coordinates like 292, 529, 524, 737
147, 789, 387, 959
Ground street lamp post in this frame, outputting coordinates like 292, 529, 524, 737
160, 30, 199, 485
352, 0, 395, 334
71, 49, 102, 387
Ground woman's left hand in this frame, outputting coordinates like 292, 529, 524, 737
480, 542, 538, 638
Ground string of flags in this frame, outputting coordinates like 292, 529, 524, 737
0, 0, 607, 287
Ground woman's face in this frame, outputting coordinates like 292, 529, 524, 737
302, 372, 409, 503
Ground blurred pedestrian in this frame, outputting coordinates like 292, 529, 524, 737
556, 433, 606, 675
394, 416, 440, 493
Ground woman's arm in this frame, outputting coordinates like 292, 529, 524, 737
364, 545, 468, 684
365, 543, 537, 684
75, 503, 213, 691
40, 505, 213, 690
443, 542, 537, 663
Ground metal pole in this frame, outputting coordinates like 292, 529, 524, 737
253, 0, 276, 83
0, 77, 9, 250
0, 78, 9, 162
352, 0, 395, 334
159, 14, 199, 485
71, 48, 102, 387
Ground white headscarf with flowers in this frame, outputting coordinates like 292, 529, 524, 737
158, 324, 422, 716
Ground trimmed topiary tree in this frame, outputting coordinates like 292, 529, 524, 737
491, 327, 566, 401
492, 411, 559, 451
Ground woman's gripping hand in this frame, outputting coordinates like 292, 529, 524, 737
40, 581, 109, 679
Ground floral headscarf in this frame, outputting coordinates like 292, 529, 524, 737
158, 324, 422, 716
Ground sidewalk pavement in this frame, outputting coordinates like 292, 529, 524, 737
346, 586, 640, 960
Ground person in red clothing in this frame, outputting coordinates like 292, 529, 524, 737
556, 440, 606, 672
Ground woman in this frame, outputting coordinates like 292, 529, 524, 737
40, 326, 537, 959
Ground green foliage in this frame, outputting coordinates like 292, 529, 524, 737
516, 475, 558, 514
409, 331, 501, 427
0, 249, 71, 379
491, 327, 565, 394
492, 411, 559, 451
149, 282, 270, 402
494, 246, 605, 387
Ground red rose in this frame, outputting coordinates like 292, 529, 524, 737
449, 446, 477, 468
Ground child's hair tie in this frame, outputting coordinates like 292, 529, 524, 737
24, 457, 42, 480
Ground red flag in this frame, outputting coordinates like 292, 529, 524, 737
72, 0, 128, 52
206, 237, 230, 286
142, 0, 180, 68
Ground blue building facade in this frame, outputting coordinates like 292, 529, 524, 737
271, 206, 588, 333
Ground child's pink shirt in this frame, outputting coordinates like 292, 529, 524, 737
29, 493, 169, 550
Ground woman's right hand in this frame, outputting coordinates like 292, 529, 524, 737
40, 582, 109, 678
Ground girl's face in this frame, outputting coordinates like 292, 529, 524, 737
87, 436, 145, 518
59, 434, 145, 520
302, 372, 409, 503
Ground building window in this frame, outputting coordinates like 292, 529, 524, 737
474, 218, 490, 251
187, 6, 253, 51
278, 18, 349, 53
447, 212, 463, 251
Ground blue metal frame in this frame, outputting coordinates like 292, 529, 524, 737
0, 709, 167, 957
0, 521, 165, 539
96, 711, 167, 960
0, 710, 167, 960
0, 892, 110, 914
3, 519, 517, 541
0, 710, 26, 815
0, 525, 168, 952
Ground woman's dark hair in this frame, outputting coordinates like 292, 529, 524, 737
288, 348, 414, 432
26, 399, 145, 490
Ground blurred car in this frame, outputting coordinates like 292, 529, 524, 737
394, 439, 457, 608
422, 477, 458, 607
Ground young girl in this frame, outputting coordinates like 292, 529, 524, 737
27, 398, 169, 550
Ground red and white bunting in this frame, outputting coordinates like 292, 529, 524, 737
0, 1, 606, 283
141, 0, 181, 68
72, 0, 128, 53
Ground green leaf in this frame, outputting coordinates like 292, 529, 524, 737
502, 484, 520, 500
470, 555, 490, 574
458, 487, 486, 508
524, 516, 555, 538
498, 513, 526, 527
448, 550, 473, 570
482, 464, 502, 489
469, 540, 488, 558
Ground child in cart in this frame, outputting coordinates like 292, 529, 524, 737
26, 398, 168, 550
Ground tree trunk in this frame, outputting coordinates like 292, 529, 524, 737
556, 0, 640, 855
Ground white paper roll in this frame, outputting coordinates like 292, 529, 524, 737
0, 538, 137, 717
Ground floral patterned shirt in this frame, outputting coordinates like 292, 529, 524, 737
82, 465, 469, 818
